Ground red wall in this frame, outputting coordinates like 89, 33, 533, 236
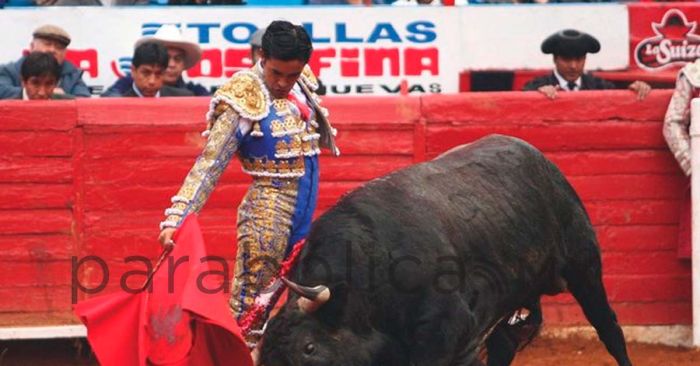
0, 90, 691, 327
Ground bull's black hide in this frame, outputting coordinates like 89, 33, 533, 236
261, 135, 632, 366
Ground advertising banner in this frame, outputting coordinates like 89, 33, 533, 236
629, 3, 700, 72
0, 7, 461, 96
459, 4, 629, 71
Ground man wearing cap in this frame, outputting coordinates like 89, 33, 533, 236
0, 24, 90, 99
524, 29, 651, 100
102, 24, 208, 97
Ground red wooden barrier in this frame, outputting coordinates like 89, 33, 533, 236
0, 90, 690, 327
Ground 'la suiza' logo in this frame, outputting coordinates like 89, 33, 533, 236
635, 9, 700, 70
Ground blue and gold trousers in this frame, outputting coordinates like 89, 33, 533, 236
229, 157, 319, 344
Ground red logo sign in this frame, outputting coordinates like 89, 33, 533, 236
635, 9, 700, 70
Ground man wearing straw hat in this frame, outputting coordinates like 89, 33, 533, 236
102, 24, 209, 97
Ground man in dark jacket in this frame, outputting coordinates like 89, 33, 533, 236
523, 29, 651, 100
122, 41, 193, 98
102, 25, 208, 97
0, 25, 90, 99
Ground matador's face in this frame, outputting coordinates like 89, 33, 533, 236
261, 57, 305, 100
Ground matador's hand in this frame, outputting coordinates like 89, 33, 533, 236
158, 228, 177, 249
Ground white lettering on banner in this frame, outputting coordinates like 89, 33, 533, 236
635, 9, 700, 70
0, 7, 461, 96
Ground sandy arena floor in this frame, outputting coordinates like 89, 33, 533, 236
0, 335, 698, 365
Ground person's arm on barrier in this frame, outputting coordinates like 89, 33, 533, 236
158, 106, 245, 247
0, 61, 22, 100
523, 75, 561, 99
58, 61, 91, 98
536, 85, 560, 100
67, 74, 91, 98
663, 73, 693, 177
628, 80, 652, 101
101, 77, 133, 98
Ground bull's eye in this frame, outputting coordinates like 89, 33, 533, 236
303, 343, 315, 355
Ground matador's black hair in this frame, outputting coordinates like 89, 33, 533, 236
261, 20, 313, 63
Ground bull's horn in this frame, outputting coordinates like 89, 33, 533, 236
281, 277, 331, 313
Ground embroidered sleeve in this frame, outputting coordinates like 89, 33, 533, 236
160, 108, 242, 230
663, 74, 693, 177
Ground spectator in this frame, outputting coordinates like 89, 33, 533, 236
102, 25, 208, 97
523, 29, 651, 100
0, 25, 90, 99
34, 0, 101, 5
17, 52, 74, 100
121, 41, 194, 97
250, 27, 264, 65
168, 0, 243, 4
307, 0, 390, 4
392, 0, 440, 5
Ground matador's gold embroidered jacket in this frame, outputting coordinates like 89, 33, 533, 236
664, 59, 700, 177
160, 63, 334, 239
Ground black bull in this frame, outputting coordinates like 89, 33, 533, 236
260, 135, 632, 366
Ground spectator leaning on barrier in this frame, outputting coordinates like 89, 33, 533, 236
168, 0, 243, 4
102, 25, 208, 97
121, 41, 194, 98
18, 52, 74, 100
523, 29, 651, 100
0, 25, 90, 99
392, 0, 440, 5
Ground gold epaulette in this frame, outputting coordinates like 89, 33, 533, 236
682, 59, 700, 88
208, 70, 270, 121
299, 65, 319, 92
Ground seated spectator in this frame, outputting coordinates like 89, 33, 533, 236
308, 0, 396, 4
168, 0, 243, 4
121, 41, 193, 98
523, 29, 651, 100
392, 0, 440, 5
102, 25, 207, 97
17, 52, 74, 100
0, 25, 90, 99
